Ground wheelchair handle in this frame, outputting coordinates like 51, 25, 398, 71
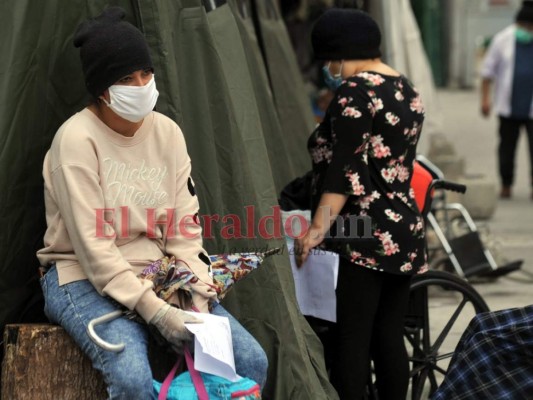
434, 180, 467, 194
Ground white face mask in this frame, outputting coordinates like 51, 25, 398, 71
102, 75, 159, 123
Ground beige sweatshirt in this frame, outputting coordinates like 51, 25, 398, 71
37, 108, 217, 322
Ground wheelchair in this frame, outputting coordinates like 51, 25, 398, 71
400, 270, 489, 399
319, 161, 491, 399
414, 155, 522, 281
373, 158, 492, 399
280, 160, 494, 399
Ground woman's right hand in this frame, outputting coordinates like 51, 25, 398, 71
294, 226, 325, 268
150, 303, 203, 348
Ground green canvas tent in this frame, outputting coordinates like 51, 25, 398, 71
253, 0, 316, 172
0, 1, 337, 399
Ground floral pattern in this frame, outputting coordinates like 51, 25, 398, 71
370, 135, 391, 159
307, 72, 428, 275
368, 90, 384, 116
385, 112, 400, 126
344, 170, 366, 196
342, 107, 362, 119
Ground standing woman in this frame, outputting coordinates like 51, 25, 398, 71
37, 7, 267, 399
295, 9, 427, 400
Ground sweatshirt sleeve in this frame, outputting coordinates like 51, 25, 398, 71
164, 128, 218, 313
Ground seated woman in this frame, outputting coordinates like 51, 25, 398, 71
37, 7, 267, 399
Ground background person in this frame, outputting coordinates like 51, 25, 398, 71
481, 0, 533, 199
295, 8, 427, 399
36, 7, 267, 399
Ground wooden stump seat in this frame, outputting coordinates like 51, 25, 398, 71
1, 324, 176, 400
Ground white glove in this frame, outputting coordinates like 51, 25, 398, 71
150, 304, 203, 348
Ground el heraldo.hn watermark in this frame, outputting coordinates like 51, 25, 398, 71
94, 205, 373, 245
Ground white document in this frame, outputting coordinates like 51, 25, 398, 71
184, 312, 239, 382
288, 239, 339, 323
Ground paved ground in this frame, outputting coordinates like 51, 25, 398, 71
435, 88, 533, 311
408, 89, 533, 397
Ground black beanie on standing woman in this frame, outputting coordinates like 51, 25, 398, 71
73, 7, 153, 98
311, 8, 382, 61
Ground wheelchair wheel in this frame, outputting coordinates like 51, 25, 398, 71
404, 270, 489, 400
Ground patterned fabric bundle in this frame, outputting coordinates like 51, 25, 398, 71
139, 248, 280, 303
207, 252, 271, 300
139, 257, 204, 304
432, 305, 533, 400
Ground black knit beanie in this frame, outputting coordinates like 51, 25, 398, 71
311, 8, 381, 61
516, 0, 533, 23
73, 7, 153, 98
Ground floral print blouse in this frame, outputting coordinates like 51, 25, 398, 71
308, 72, 428, 275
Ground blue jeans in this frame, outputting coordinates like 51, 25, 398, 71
41, 266, 268, 399
210, 303, 268, 388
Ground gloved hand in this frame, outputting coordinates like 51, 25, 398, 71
150, 304, 203, 348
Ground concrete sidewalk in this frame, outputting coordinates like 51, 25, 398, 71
407, 89, 532, 398
434, 88, 533, 310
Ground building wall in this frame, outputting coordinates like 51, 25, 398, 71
448, 0, 520, 88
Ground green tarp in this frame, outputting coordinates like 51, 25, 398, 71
253, 0, 316, 171
227, 0, 309, 192
0, 1, 337, 398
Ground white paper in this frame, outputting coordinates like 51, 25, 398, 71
288, 239, 339, 323
184, 312, 239, 382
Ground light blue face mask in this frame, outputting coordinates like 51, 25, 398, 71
516, 27, 533, 44
322, 61, 344, 91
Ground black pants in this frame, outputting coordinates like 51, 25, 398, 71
330, 259, 412, 400
498, 116, 533, 187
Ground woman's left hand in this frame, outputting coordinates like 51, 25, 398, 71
294, 227, 325, 268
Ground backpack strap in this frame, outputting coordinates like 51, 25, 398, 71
185, 347, 209, 400
158, 348, 209, 400
158, 357, 182, 400
159, 306, 209, 400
